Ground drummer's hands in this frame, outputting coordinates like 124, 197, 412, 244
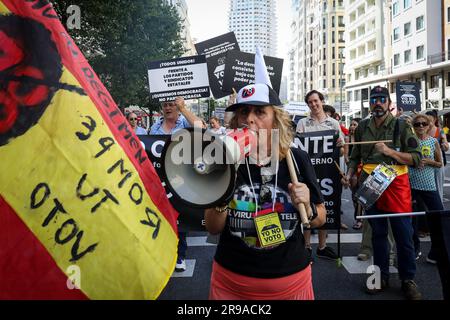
341, 174, 356, 189
288, 182, 310, 208
374, 142, 391, 156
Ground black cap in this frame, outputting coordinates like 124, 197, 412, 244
225, 83, 282, 112
370, 86, 390, 99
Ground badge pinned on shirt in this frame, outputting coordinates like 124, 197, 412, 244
254, 211, 286, 248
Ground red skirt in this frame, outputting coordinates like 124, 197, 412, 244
209, 261, 314, 300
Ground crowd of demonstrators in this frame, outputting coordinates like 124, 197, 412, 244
126, 112, 148, 135
150, 97, 205, 272
205, 83, 326, 300
296, 90, 344, 260
343, 86, 423, 300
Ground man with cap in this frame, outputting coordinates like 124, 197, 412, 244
342, 86, 422, 300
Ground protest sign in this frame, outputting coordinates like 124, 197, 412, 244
292, 130, 341, 230
396, 81, 421, 112
195, 32, 240, 99
148, 55, 210, 102
222, 50, 283, 94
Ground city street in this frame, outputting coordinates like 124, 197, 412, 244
159, 158, 450, 300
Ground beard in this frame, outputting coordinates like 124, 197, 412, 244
372, 106, 387, 118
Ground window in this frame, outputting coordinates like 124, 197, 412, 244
332, 79, 336, 88
332, 16, 335, 28
339, 31, 344, 42
430, 74, 439, 89
448, 73, 450, 87
416, 16, 424, 31
404, 0, 411, 9
332, 63, 336, 76
404, 49, 411, 63
404, 22, 411, 36
416, 45, 424, 60
332, 31, 335, 44
323, 79, 327, 88
392, 1, 399, 16
448, 7, 450, 23
323, 64, 326, 76
338, 16, 344, 27
394, 53, 400, 66
332, 47, 336, 59
393, 27, 400, 41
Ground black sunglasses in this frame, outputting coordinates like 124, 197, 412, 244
413, 122, 428, 128
370, 97, 387, 104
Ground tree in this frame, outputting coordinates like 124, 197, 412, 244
53, 0, 184, 109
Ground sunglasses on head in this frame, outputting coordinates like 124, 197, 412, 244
413, 121, 428, 128
370, 97, 387, 104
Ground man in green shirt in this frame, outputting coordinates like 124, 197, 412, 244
342, 86, 422, 300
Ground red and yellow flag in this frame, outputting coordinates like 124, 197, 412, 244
0, 0, 178, 299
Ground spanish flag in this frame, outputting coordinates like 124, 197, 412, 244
363, 164, 412, 213
0, 0, 178, 299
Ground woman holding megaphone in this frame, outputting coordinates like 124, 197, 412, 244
205, 83, 326, 300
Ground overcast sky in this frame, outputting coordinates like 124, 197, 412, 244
185, 0, 291, 64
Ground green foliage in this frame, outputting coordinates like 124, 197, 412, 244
53, 0, 185, 109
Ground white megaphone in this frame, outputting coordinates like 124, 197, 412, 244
161, 127, 256, 208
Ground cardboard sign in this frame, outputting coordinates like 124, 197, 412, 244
148, 55, 210, 102
292, 130, 341, 230
396, 81, 421, 112
222, 50, 283, 94
195, 32, 240, 99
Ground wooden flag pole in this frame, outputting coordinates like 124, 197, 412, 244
286, 151, 310, 228
346, 140, 392, 145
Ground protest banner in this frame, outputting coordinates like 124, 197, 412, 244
222, 50, 283, 94
139, 135, 206, 231
396, 81, 421, 112
195, 32, 240, 99
292, 130, 341, 230
148, 55, 210, 102
0, 0, 178, 299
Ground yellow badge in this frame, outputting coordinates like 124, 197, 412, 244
254, 212, 286, 248
421, 145, 431, 157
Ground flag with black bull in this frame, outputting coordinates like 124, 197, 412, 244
292, 130, 341, 230
0, 0, 179, 299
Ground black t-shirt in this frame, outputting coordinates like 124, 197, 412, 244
214, 148, 324, 278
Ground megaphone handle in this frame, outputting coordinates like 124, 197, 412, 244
286, 151, 311, 228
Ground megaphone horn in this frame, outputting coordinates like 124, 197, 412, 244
161, 127, 257, 209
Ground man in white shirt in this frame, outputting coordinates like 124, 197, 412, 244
296, 90, 344, 261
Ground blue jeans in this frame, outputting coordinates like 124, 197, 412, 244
366, 207, 416, 281
178, 231, 187, 260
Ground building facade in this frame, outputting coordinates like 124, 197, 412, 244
166, 0, 196, 56
288, 0, 345, 107
228, 0, 278, 57
344, 0, 450, 119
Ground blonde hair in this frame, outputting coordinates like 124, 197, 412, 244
229, 105, 295, 160
412, 114, 430, 126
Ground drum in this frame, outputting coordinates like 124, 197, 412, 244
355, 163, 398, 210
